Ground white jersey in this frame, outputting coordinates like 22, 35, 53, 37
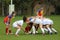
34, 18, 42, 24
42, 18, 53, 25
30, 18, 34, 22
13, 20, 23, 27
30, 18, 42, 24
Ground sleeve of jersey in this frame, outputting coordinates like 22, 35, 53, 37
40, 20, 43, 24
18, 22, 23, 26
8, 15, 12, 19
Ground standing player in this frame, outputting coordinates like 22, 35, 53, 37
4, 12, 16, 35
37, 8, 44, 18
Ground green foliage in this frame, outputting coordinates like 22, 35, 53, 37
4, 0, 10, 4
0, 0, 60, 16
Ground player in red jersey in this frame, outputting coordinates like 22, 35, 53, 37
37, 10, 42, 16
37, 8, 44, 18
4, 12, 16, 35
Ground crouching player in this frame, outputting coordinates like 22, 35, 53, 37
12, 16, 27, 36
25, 17, 35, 34
25, 17, 45, 35
42, 18, 57, 34
4, 12, 16, 35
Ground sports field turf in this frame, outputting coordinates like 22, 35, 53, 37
0, 15, 60, 40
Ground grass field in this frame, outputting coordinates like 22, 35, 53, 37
0, 15, 60, 40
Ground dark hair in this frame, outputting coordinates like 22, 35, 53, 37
23, 16, 27, 22
11, 12, 15, 16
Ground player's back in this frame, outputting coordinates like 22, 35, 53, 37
34, 18, 42, 24
13, 20, 23, 26
4, 16, 9, 22
29, 18, 34, 22
4, 15, 12, 22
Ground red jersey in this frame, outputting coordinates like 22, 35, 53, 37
37, 11, 42, 16
4, 15, 12, 23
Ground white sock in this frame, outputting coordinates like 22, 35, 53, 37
15, 29, 20, 35
47, 27, 52, 33
44, 28, 48, 32
32, 26, 36, 34
36, 31, 38, 33
28, 31, 32, 34
41, 28, 45, 34
51, 28, 57, 32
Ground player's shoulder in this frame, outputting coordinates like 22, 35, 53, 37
8, 15, 12, 18
18, 20, 23, 22
4, 16, 8, 19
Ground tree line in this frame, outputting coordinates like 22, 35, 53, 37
0, 0, 60, 16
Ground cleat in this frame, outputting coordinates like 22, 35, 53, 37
42, 33, 45, 36
28, 31, 32, 34
50, 33, 53, 35
15, 34, 19, 36
36, 31, 38, 34
10, 33, 13, 35
55, 32, 57, 34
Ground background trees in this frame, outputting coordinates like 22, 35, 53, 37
0, 0, 60, 16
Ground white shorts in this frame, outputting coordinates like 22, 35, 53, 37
42, 19, 53, 25
47, 20, 53, 25
34, 18, 42, 24
13, 22, 18, 28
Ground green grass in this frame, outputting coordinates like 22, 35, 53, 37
0, 15, 60, 40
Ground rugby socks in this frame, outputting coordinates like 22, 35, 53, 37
44, 28, 48, 32
9, 30, 11, 33
32, 26, 36, 34
6, 28, 8, 34
47, 27, 52, 33
46, 25, 52, 34
35, 26, 38, 31
51, 28, 57, 32
15, 29, 20, 35
41, 28, 45, 34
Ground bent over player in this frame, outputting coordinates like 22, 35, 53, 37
12, 16, 27, 36
4, 12, 16, 35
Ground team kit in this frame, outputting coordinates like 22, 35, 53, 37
4, 11, 57, 36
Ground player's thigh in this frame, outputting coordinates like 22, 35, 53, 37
16, 26, 21, 29
46, 24, 50, 28
39, 24, 43, 28
13, 23, 18, 28
5, 23, 10, 28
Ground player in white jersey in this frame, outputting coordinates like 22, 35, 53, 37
25, 16, 45, 35
42, 18, 57, 34
13, 16, 27, 36
33, 18, 45, 35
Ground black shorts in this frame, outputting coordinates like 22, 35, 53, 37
28, 22, 33, 27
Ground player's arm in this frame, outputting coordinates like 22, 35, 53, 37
8, 15, 12, 24
8, 18, 11, 24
